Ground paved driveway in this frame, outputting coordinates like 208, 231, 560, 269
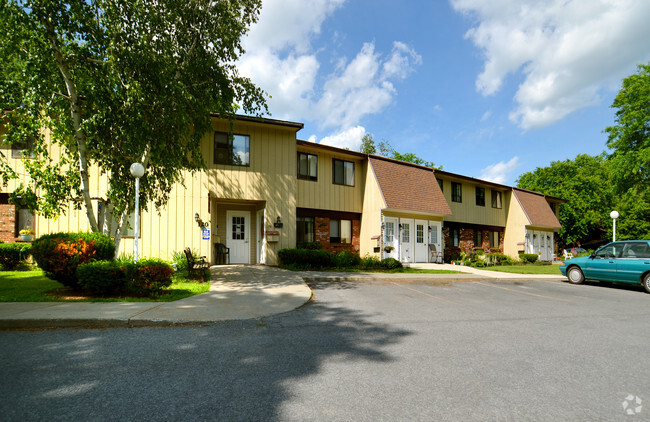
1, 278, 649, 421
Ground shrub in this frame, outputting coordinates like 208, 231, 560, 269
380, 258, 402, 269
31, 232, 115, 289
77, 260, 131, 296
77, 258, 173, 297
519, 253, 539, 264
127, 258, 174, 296
331, 250, 361, 268
296, 241, 322, 250
359, 254, 382, 270
0, 243, 32, 270
487, 253, 513, 265
278, 248, 331, 269
171, 249, 203, 273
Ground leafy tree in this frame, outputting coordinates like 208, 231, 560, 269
359, 134, 440, 169
516, 154, 614, 246
0, 0, 266, 255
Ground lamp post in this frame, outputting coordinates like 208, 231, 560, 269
130, 163, 145, 262
610, 210, 619, 242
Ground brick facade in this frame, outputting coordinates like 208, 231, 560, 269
314, 216, 360, 254
0, 203, 18, 243
443, 224, 504, 262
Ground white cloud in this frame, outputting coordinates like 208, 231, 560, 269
238, 0, 421, 132
479, 157, 520, 184
315, 126, 367, 151
451, 0, 650, 129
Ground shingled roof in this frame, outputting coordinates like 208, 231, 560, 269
369, 156, 451, 216
513, 188, 561, 229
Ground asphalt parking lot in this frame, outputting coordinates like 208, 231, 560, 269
1, 277, 649, 421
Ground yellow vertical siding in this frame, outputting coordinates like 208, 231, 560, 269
503, 191, 530, 258
360, 164, 386, 257
438, 177, 508, 227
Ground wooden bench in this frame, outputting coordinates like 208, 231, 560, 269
184, 248, 209, 281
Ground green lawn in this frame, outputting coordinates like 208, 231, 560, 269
480, 265, 562, 275
0, 269, 210, 302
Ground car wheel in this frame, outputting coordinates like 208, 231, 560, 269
567, 266, 584, 285
643, 273, 650, 294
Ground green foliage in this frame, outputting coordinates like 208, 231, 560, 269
519, 253, 539, 264
0, 243, 32, 270
296, 241, 322, 250
31, 232, 115, 288
359, 254, 382, 270
331, 250, 361, 268
0, 0, 267, 255
77, 260, 130, 296
77, 258, 173, 297
278, 248, 332, 269
358, 134, 441, 169
380, 258, 403, 269
486, 253, 514, 265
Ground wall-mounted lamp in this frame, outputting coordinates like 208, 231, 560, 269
428, 226, 432, 232
399, 223, 403, 229
195, 213, 209, 229
274, 216, 283, 229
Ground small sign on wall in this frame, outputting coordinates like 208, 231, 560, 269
202, 228, 210, 240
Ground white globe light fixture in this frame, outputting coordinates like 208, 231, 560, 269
610, 210, 619, 242
130, 163, 145, 262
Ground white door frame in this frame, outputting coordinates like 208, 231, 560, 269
256, 209, 265, 265
226, 210, 250, 264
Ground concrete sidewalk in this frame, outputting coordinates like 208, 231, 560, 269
0, 264, 566, 329
0, 266, 313, 330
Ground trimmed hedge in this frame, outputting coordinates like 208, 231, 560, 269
519, 253, 539, 264
77, 258, 173, 297
380, 258, 402, 269
0, 243, 32, 270
296, 241, 322, 250
31, 232, 115, 289
278, 248, 332, 269
331, 250, 361, 268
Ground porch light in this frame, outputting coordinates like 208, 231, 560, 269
610, 210, 619, 241
130, 162, 145, 263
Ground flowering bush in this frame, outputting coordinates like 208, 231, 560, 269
31, 232, 115, 289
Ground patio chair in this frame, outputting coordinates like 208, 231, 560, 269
184, 248, 209, 281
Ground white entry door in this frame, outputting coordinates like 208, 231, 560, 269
226, 211, 250, 264
383, 217, 398, 260
428, 221, 442, 263
414, 220, 428, 262
400, 219, 414, 263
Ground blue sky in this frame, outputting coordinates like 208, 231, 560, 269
238, 0, 650, 185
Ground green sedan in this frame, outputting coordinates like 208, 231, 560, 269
559, 240, 650, 293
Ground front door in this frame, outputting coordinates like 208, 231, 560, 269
414, 220, 428, 262
383, 217, 398, 260
226, 211, 250, 264
400, 219, 414, 263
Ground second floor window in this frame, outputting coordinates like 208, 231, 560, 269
451, 182, 462, 203
491, 191, 502, 209
476, 187, 485, 206
298, 152, 318, 181
214, 132, 250, 166
11, 136, 35, 159
437, 178, 443, 192
333, 159, 354, 186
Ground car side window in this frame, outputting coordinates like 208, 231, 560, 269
625, 242, 650, 259
595, 245, 618, 259
621, 243, 636, 258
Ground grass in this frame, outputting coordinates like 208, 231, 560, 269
0, 268, 210, 302
479, 264, 562, 275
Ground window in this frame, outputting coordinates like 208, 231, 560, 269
489, 231, 499, 249
385, 221, 395, 243
451, 228, 459, 247
296, 217, 315, 243
401, 223, 410, 243
595, 244, 619, 259
11, 136, 35, 159
474, 230, 482, 248
491, 191, 502, 209
231, 216, 246, 240
416, 224, 424, 244
333, 159, 354, 186
451, 182, 462, 203
297, 152, 318, 181
214, 132, 250, 166
437, 179, 443, 192
550, 202, 557, 214
476, 187, 485, 207
330, 219, 352, 244
429, 225, 438, 245
622, 242, 650, 259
